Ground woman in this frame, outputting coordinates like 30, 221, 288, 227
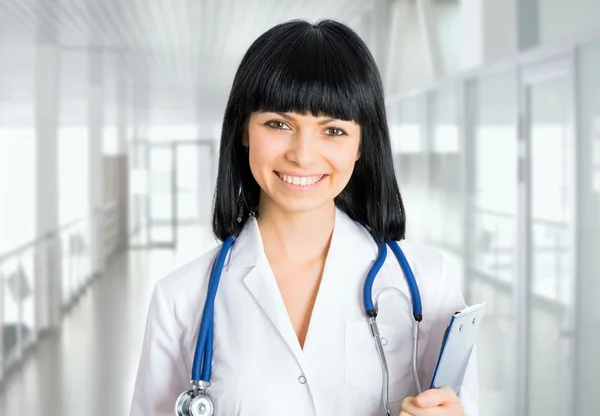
130, 19, 477, 416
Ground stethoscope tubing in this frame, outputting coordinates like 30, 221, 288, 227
363, 239, 388, 314
386, 240, 422, 321
192, 236, 235, 382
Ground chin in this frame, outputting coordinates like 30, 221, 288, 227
271, 196, 333, 215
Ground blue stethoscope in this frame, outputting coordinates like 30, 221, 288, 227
175, 226, 423, 416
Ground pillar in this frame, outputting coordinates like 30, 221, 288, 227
34, 0, 61, 332
88, 50, 105, 274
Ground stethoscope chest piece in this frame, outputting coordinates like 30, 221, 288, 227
190, 394, 214, 416
175, 390, 215, 416
175, 390, 194, 416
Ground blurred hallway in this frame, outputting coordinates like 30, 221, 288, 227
0, 225, 217, 415
1, 1, 600, 415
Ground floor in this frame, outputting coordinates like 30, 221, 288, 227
0, 225, 218, 416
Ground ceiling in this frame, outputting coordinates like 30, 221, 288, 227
0, 0, 380, 124
0, 0, 377, 87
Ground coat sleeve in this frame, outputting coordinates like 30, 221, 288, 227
418, 252, 479, 416
130, 281, 190, 416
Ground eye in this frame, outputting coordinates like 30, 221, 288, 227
265, 120, 290, 130
324, 127, 347, 137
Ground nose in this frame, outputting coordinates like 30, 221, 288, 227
285, 131, 317, 167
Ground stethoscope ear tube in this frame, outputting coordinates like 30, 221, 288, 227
412, 321, 422, 394
359, 224, 424, 409
368, 317, 393, 416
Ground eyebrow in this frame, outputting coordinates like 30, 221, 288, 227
274, 112, 342, 125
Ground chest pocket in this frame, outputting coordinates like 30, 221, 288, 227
344, 320, 414, 403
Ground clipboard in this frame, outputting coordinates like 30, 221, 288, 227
430, 302, 487, 394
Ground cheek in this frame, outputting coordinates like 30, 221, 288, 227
328, 158, 358, 190
248, 148, 270, 185
247, 130, 268, 164
331, 145, 360, 176
249, 142, 277, 167
247, 133, 285, 180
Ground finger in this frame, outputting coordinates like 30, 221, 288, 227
402, 397, 417, 412
416, 386, 459, 408
401, 397, 440, 416
402, 393, 463, 416
401, 404, 459, 416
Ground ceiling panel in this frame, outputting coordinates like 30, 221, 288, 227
0, 0, 375, 87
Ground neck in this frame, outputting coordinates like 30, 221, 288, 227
257, 200, 336, 265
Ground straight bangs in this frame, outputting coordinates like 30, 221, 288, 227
235, 21, 378, 125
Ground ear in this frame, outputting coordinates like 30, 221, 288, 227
355, 148, 361, 161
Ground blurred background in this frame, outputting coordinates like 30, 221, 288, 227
0, 0, 598, 415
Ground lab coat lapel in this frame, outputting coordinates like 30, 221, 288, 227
240, 220, 306, 367
301, 208, 375, 363
244, 262, 305, 363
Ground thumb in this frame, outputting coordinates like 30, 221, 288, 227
416, 390, 438, 407
416, 386, 458, 407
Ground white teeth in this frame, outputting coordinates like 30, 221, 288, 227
278, 173, 324, 186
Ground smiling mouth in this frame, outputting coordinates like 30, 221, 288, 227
274, 172, 327, 186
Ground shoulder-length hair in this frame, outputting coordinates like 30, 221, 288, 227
212, 19, 406, 243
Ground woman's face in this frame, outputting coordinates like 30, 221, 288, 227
245, 111, 361, 215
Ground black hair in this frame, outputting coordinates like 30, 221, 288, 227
212, 19, 406, 243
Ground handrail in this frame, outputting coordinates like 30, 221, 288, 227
474, 207, 573, 228
0, 199, 127, 385
470, 267, 567, 315
0, 234, 52, 264
0, 206, 107, 264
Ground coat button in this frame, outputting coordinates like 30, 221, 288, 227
298, 375, 306, 384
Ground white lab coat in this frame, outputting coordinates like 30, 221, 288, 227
130, 207, 478, 416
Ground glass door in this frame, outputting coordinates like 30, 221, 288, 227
575, 41, 600, 416
519, 57, 576, 416
175, 143, 200, 224
147, 143, 177, 247
174, 141, 216, 226
467, 69, 519, 416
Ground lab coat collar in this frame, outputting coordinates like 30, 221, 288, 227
224, 215, 264, 272
237, 207, 380, 368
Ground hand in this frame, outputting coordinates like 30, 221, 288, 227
400, 386, 464, 416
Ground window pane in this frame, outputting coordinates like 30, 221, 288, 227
470, 69, 518, 416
